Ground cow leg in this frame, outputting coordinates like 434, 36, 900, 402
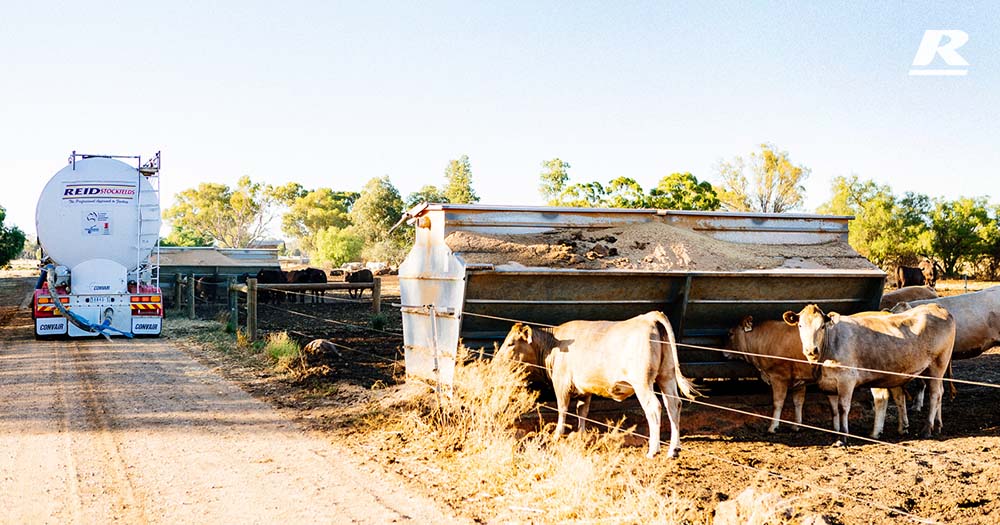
767, 380, 788, 433
635, 385, 663, 458
912, 380, 927, 413
870, 388, 889, 439
575, 395, 592, 433
827, 395, 840, 433
835, 384, 855, 446
947, 360, 957, 401
923, 376, 945, 437
553, 387, 572, 439
791, 386, 806, 432
656, 377, 683, 458
890, 386, 909, 435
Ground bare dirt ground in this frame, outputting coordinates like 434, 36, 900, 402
26, 270, 1000, 523
0, 274, 468, 524
209, 276, 1000, 524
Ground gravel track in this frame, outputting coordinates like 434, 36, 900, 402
0, 276, 466, 524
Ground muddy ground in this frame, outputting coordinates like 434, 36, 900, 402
173, 276, 1000, 524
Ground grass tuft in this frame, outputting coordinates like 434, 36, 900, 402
263, 331, 301, 371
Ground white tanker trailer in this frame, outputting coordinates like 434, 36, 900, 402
32, 152, 163, 339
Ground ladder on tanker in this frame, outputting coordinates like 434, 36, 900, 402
137, 152, 161, 290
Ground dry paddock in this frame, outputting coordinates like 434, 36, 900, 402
196, 277, 1000, 523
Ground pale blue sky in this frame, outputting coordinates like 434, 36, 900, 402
3, 1, 998, 237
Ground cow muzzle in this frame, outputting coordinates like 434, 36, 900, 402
803, 347, 820, 362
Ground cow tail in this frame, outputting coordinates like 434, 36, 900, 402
652, 312, 700, 400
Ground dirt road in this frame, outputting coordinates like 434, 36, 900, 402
0, 277, 465, 524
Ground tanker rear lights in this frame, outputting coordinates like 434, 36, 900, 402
36, 297, 69, 304
130, 295, 161, 303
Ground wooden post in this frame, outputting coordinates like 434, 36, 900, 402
228, 276, 238, 331
247, 278, 258, 342
372, 277, 381, 313
174, 273, 183, 311
187, 275, 196, 320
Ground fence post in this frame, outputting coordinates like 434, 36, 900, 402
372, 277, 381, 313
174, 273, 183, 311
228, 276, 238, 331
187, 275, 196, 320
247, 278, 258, 342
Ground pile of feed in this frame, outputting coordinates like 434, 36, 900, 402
446, 221, 878, 271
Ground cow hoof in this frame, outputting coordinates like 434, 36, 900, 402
665, 448, 679, 459
832, 440, 848, 448
792, 426, 802, 433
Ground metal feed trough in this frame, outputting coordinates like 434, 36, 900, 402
399, 204, 886, 386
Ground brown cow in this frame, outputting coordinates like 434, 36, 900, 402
496, 311, 698, 458
879, 286, 938, 310
784, 304, 954, 444
726, 316, 908, 437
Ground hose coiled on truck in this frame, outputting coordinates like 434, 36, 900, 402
42, 264, 133, 340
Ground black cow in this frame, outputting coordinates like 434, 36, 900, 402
344, 268, 374, 299
286, 267, 327, 303
255, 268, 288, 304
896, 258, 941, 289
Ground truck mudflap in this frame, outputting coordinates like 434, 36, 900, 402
35, 318, 68, 337
131, 318, 162, 336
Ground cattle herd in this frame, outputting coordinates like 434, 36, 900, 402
194, 266, 376, 305
498, 267, 1000, 457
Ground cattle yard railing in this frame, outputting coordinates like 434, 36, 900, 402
229, 278, 382, 341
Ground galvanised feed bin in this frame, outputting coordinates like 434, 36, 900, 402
398, 204, 885, 385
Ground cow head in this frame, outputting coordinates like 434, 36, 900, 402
783, 305, 832, 363
496, 323, 539, 366
723, 316, 753, 359
918, 258, 939, 288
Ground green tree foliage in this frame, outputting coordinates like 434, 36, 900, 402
646, 173, 721, 211
163, 176, 281, 248
313, 226, 364, 266
539, 158, 571, 205
443, 155, 479, 204
349, 176, 410, 264
717, 143, 809, 212
0, 205, 27, 267
280, 187, 358, 254
929, 197, 994, 276
405, 185, 449, 208
604, 177, 646, 208
817, 175, 932, 267
160, 225, 211, 247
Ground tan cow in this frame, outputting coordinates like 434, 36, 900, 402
496, 311, 698, 458
879, 286, 938, 310
893, 285, 1000, 360
726, 316, 908, 438
784, 304, 954, 445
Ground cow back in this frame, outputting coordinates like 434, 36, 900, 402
826, 304, 955, 387
907, 286, 1000, 359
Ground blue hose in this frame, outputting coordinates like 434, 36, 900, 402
42, 264, 134, 339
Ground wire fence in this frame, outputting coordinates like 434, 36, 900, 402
177, 283, 1000, 523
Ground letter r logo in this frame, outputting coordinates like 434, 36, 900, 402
910, 30, 970, 76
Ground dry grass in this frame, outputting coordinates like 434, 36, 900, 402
360, 348, 708, 524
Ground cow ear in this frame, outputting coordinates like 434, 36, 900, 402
782, 311, 798, 326
741, 316, 753, 332
518, 324, 533, 344
827, 312, 840, 324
